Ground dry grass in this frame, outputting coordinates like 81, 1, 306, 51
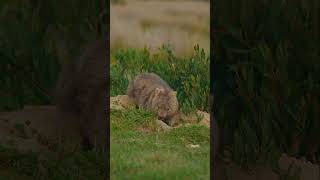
111, 0, 210, 56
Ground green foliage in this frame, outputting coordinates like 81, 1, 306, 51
111, 45, 210, 113
213, 0, 320, 166
0, 0, 108, 111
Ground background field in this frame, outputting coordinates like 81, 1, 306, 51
111, 0, 210, 56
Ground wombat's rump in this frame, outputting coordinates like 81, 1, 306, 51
55, 36, 109, 152
127, 73, 179, 123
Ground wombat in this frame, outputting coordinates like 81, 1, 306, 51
54, 36, 108, 152
127, 73, 179, 124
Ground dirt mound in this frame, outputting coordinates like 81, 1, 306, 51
110, 95, 135, 110
110, 95, 210, 129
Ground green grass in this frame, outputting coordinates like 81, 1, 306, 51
110, 109, 210, 179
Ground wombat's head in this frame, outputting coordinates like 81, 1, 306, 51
154, 88, 179, 120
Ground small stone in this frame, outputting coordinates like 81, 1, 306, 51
187, 144, 200, 148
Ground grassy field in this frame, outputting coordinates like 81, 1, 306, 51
110, 109, 210, 179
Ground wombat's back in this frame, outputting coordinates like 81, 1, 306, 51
127, 73, 179, 121
135, 73, 170, 88
127, 73, 171, 100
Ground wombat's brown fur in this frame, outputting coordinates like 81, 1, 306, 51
54, 36, 108, 152
127, 73, 179, 124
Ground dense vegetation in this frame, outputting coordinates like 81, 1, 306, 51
213, 0, 320, 166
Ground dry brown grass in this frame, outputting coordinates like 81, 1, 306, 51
111, 0, 210, 56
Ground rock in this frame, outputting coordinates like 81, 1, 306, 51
110, 95, 135, 110
171, 110, 210, 128
155, 120, 172, 131
186, 144, 200, 148
197, 110, 210, 127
